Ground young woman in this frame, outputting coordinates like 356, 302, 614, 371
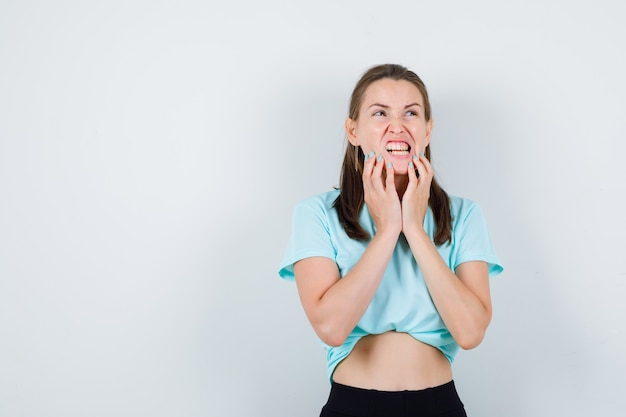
279, 64, 503, 417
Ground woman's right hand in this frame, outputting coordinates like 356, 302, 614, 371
362, 152, 402, 237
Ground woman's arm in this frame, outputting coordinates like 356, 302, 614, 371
295, 154, 401, 347
294, 228, 398, 347
402, 154, 492, 349
403, 230, 492, 349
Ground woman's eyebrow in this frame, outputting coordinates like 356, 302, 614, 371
367, 102, 422, 109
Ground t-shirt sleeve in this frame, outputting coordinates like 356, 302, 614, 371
453, 202, 503, 278
278, 198, 337, 282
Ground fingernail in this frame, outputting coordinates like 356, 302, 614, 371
387, 162, 392, 169
413, 154, 419, 160
369, 151, 375, 159
364, 152, 369, 161
376, 155, 383, 162
419, 152, 425, 157
408, 161, 414, 168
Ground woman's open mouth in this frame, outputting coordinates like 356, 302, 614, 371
385, 141, 411, 156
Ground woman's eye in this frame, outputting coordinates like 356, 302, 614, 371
373, 110, 386, 117
406, 110, 418, 117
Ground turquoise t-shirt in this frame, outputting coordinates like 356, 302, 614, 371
279, 189, 503, 382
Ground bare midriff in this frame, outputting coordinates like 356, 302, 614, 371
331, 331, 453, 391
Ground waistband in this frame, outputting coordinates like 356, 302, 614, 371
323, 380, 465, 417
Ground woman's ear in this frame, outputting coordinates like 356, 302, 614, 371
424, 118, 434, 147
345, 118, 359, 146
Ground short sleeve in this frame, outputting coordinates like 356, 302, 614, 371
278, 198, 337, 281
453, 202, 503, 278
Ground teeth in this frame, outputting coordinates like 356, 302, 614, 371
385, 142, 410, 152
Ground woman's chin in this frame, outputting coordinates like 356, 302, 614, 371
392, 164, 409, 176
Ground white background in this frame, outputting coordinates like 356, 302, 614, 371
1, 1, 625, 416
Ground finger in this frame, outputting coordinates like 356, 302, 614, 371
362, 151, 376, 194
362, 150, 376, 178
371, 154, 386, 191
412, 154, 425, 180
413, 153, 432, 183
407, 160, 418, 185
418, 153, 434, 177
384, 160, 396, 192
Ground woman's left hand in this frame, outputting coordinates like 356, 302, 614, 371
401, 153, 433, 234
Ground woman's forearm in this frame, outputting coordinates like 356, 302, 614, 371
404, 227, 492, 349
295, 229, 399, 347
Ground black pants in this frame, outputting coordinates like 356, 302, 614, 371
320, 380, 467, 417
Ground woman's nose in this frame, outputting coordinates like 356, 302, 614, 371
389, 117, 405, 133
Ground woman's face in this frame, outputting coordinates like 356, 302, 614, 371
346, 78, 433, 176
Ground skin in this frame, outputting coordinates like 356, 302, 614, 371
294, 78, 492, 390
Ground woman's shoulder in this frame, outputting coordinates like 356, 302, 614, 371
448, 194, 477, 209
295, 189, 341, 211
289, 189, 345, 236
447, 194, 484, 221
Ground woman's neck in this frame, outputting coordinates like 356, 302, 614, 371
395, 175, 409, 199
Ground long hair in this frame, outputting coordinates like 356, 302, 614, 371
333, 64, 452, 245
